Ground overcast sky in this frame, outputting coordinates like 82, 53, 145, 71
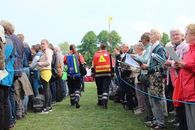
1, 0, 195, 46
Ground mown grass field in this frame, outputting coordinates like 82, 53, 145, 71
15, 82, 176, 130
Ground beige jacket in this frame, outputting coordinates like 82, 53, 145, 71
14, 73, 33, 103
38, 48, 53, 71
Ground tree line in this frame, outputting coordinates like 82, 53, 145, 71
58, 30, 170, 66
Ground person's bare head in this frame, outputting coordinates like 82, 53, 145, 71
0, 20, 15, 35
40, 39, 49, 51
121, 43, 129, 53
185, 24, 195, 44
55, 46, 61, 53
69, 44, 77, 54
17, 34, 24, 43
149, 29, 161, 44
99, 43, 106, 50
140, 32, 150, 45
170, 29, 184, 44
134, 42, 145, 54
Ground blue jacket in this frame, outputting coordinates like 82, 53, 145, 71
0, 35, 15, 87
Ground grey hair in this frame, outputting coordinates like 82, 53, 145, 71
134, 42, 144, 51
169, 28, 183, 35
150, 29, 161, 40
0, 20, 15, 35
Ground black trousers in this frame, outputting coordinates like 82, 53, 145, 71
68, 78, 81, 104
0, 85, 10, 130
56, 78, 63, 102
120, 77, 137, 110
95, 76, 111, 105
176, 106, 188, 130
41, 78, 52, 109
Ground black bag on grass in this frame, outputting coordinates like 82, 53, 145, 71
33, 94, 45, 112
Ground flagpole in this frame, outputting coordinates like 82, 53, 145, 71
108, 16, 112, 48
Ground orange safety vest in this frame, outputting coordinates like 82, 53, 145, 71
93, 50, 112, 73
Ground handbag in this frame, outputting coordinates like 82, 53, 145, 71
137, 73, 150, 87
79, 63, 87, 76
77, 53, 87, 76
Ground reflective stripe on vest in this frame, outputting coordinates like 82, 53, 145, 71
73, 55, 78, 73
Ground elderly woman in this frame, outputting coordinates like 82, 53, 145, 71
141, 29, 166, 129
175, 24, 195, 130
164, 29, 189, 130
132, 42, 146, 114
37, 39, 53, 113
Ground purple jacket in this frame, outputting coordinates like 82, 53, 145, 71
10, 34, 24, 77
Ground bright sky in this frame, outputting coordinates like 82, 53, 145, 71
1, 0, 195, 46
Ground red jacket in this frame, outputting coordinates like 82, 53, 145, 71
180, 43, 195, 102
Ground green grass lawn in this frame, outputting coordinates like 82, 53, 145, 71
15, 82, 176, 130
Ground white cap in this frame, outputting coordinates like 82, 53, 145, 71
0, 25, 6, 43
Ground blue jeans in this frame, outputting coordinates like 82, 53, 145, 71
8, 86, 16, 126
62, 80, 68, 97
50, 81, 56, 103
149, 96, 165, 126
33, 70, 41, 96
22, 96, 29, 115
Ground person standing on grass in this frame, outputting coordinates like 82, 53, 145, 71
37, 39, 53, 113
131, 42, 146, 115
0, 24, 15, 130
175, 24, 195, 130
64, 44, 85, 109
133, 33, 153, 122
141, 29, 166, 130
92, 43, 114, 109
164, 29, 189, 130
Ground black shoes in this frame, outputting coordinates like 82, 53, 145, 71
70, 99, 80, 109
97, 102, 107, 109
75, 101, 80, 109
102, 104, 107, 109
70, 100, 75, 106
97, 101, 102, 106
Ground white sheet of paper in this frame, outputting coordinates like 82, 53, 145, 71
151, 53, 166, 64
165, 46, 180, 62
0, 69, 8, 81
125, 54, 140, 68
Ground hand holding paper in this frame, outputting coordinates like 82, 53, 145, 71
124, 54, 140, 68
165, 46, 180, 62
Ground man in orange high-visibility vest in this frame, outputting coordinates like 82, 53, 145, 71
92, 43, 114, 109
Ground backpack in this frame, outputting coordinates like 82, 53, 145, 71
33, 94, 45, 112
51, 52, 63, 78
66, 54, 81, 78
93, 50, 112, 74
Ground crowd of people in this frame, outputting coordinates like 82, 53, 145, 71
109, 26, 195, 130
0, 21, 69, 130
0, 20, 195, 130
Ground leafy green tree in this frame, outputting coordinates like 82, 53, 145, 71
97, 30, 109, 46
77, 31, 98, 66
58, 42, 69, 54
97, 30, 121, 53
110, 30, 122, 50
161, 32, 170, 45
